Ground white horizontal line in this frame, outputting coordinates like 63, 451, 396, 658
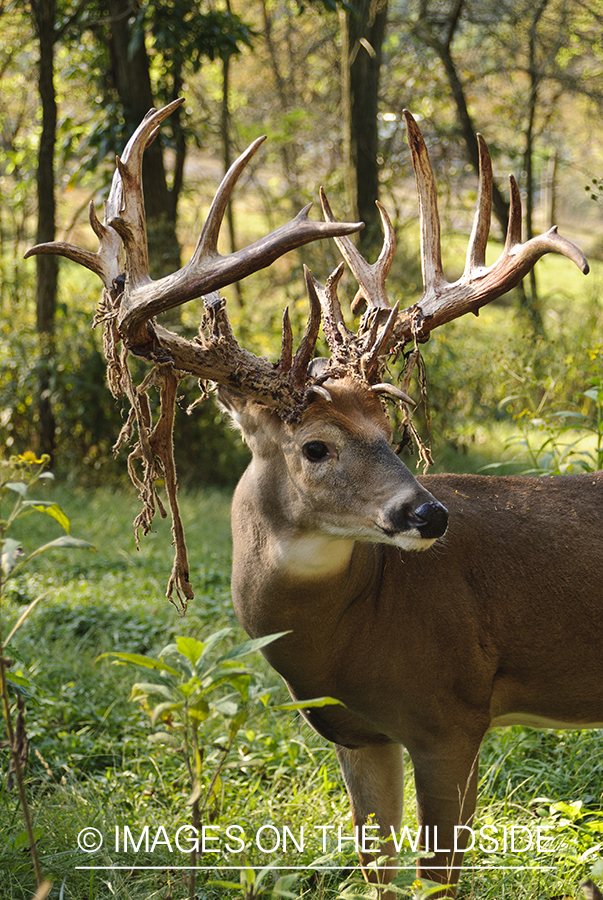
75, 865, 556, 872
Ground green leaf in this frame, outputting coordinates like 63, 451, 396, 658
188, 701, 211, 723
176, 636, 205, 666
3, 482, 28, 498
13, 536, 97, 574
229, 708, 248, 735
228, 673, 252, 700
23, 501, 70, 533
198, 627, 233, 659
274, 696, 343, 711
202, 667, 253, 692
591, 857, 603, 878
6, 673, 34, 691
37, 535, 94, 551
151, 700, 185, 724
12, 827, 43, 851
131, 682, 175, 700
148, 731, 181, 748
217, 631, 290, 663
187, 780, 203, 806
188, 697, 210, 715
96, 651, 181, 677
179, 678, 202, 698
211, 698, 239, 717
274, 873, 299, 893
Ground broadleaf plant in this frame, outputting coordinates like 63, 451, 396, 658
100, 629, 341, 900
0, 451, 95, 896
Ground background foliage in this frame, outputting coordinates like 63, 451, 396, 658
2, 0, 603, 481
2, 1, 603, 898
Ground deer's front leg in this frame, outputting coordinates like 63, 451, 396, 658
335, 742, 404, 895
411, 738, 482, 898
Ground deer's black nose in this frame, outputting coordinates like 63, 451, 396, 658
382, 497, 449, 540
408, 501, 449, 539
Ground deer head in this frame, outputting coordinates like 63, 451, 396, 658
25, 100, 588, 612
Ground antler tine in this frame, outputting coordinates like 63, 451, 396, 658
118, 101, 182, 172
289, 266, 323, 389
320, 187, 394, 312
108, 100, 184, 288
403, 110, 445, 298
362, 300, 400, 381
276, 307, 294, 375
464, 134, 492, 274
504, 175, 523, 250
391, 118, 589, 345
24, 198, 123, 289
308, 263, 354, 361
191, 136, 266, 262
24, 101, 183, 290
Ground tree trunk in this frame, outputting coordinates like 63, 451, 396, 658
169, 70, 186, 224
221, 50, 244, 307
260, 0, 301, 208
342, 0, 388, 259
32, 0, 57, 461
106, 0, 181, 278
414, 2, 511, 237
544, 149, 557, 230
520, 0, 549, 336
436, 39, 510, 237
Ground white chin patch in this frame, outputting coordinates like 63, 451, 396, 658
322, 523, 436, 552
386, 531, 435, 552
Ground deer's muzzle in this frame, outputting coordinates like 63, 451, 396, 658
382, 499, 449, 541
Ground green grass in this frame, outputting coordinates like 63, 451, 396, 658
2, 482, 603, 899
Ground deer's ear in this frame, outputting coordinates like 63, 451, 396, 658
216, 386, 273, 439
216, 385, 250, 429
217, 387, 282, 454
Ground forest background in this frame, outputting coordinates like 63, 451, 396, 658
3, 1, 603, 899
3, 0, 603, 482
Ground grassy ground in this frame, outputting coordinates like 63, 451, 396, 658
2, 479, 603, 900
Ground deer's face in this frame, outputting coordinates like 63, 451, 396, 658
219, 379, 448, 553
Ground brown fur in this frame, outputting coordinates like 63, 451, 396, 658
223, 381, 603, 897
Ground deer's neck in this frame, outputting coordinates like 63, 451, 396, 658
230, 463, 379, 639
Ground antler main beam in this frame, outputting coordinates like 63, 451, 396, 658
398, 110, 589, 342
26, 100, 363, 353
23, 101, 368, 608
320, 111, 589, 352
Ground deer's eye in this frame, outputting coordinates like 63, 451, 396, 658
303, 441, 330, 462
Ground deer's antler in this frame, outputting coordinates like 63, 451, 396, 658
320, 110, 589, 357
25, 101, 363, 609
26, 100, 363, 415
397, 110, 588, 341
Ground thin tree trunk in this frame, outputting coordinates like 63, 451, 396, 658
32, 0, 57, 461
260, 0, 300, 207
521, 0, 549, 335
415, 0, 510, 237
221, 50, 244, 307
106, 0, 181, 278
545, 149, 557, 230
342, 0, 388, 258
437, 41, 511, 236
169, 71, 186, 224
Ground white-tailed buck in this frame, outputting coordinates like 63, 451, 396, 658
27, 100, 600, 897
